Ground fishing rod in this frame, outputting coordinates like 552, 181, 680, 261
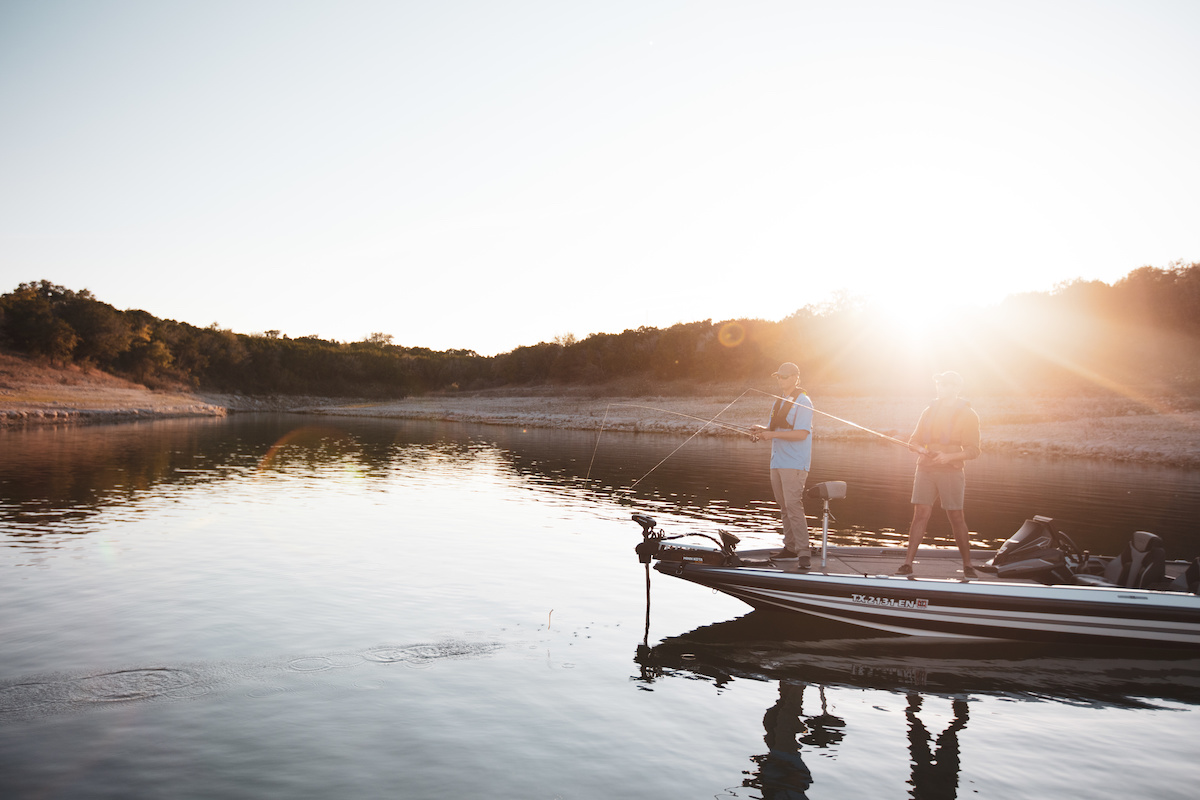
748, 387, 924, 453
587, 387, 924, 492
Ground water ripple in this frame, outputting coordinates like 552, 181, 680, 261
0, 639, 503, 720
363, 640, 501, 668
0, 667, 215, 718
286, 654, 365, 672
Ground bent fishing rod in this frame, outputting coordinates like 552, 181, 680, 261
748, 387, 924, 453
587, 389, 924, 491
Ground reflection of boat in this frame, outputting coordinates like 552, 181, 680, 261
637, 613, 1200, 800
635, 612, 1200, 708
632, 482, 1200, 648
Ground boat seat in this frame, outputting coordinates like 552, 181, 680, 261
1170, 558, 1200, 594
1102, 531, 1166, 589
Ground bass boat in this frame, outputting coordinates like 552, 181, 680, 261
632, 481, 1200, 648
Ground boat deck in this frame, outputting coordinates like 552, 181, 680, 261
740, 546, 1189, 584
739, 546, 993, 580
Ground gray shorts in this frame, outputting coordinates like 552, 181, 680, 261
911, 469, 966, 510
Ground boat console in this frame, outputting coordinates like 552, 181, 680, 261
989, 515, 1199, 592
987, 515, 1082, 584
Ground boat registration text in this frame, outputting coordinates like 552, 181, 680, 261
851, 594, 930, 610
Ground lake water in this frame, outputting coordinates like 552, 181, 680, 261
2, 414, 1199, 799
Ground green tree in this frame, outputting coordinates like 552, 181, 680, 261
0, 281, 80, 362
60, 295, 133, 367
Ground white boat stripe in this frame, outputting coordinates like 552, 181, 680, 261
718, 585, 1200, 644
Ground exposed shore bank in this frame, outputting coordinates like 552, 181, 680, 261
3, 354, 1198, 468
293, 391, 1200, 468
0, 353, 227, 425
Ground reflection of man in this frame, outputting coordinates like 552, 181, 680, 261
800, 685, 845, 749
897, 372, 981, 579
751, 362, 815, 568
905, 694, 969, 799
754, 681, 813, 799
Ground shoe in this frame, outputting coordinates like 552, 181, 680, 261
963, 566, 978, 579
798, 556, 811, 569
773, 549, 799, 560
896, 564, 913, 575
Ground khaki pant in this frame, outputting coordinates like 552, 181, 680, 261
911, 468, 966, 510
770, 468, 810, 554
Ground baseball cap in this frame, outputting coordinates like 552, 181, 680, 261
772, 362, 800, 378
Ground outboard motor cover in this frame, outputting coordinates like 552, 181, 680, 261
991, 515, 1074, 584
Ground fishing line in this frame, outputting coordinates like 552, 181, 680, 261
748, 388, 921, 452
608, 403, 755, 436
586, 391, 754, 488
584, 405, 613, 482
625, 390, 752, 491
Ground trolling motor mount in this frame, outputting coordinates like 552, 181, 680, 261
632, 514, 741, 566
634, 514, 663, 564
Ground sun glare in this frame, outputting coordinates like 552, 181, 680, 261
864, 293, 948, 346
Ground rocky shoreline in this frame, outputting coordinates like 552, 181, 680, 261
295, 392, 1200, 468
2, 353, 1198, 468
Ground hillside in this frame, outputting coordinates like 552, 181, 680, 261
0, 350, 226, 424
5, 267, 1200, 402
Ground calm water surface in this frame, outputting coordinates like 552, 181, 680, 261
2, 414, 1199, 799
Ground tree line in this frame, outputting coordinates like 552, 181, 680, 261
2, 261, 1198, 398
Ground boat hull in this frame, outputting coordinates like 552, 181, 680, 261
656, 561, 1200, 647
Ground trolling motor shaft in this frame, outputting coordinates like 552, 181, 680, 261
634, 514, 661, 563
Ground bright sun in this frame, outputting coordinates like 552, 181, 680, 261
862, 292, 950, 346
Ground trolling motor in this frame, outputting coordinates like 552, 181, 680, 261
633, 514, 742, 567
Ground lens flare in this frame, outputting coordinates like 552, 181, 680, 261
718, 322, 746, 348
257, 425, 356, 471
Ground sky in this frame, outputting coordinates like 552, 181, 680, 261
2, 1, 1198, 355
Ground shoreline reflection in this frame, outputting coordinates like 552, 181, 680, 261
4, 413, 1200, 558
